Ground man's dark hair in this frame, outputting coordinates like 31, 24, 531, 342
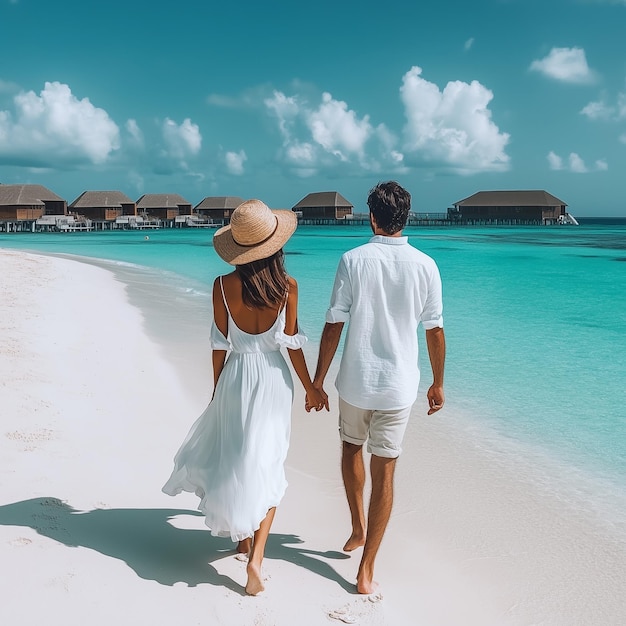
367, 181, 411, 235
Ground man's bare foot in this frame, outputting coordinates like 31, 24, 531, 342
356, 575, 379, 595
245, 562, 265, 595
356, 563, 378, 594
237, 538, 252, 554
343, 531, 365, 552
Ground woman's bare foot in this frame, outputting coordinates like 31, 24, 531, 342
343, 531, 365, 552
237, 538, 252, 554
245, 562, 265, 595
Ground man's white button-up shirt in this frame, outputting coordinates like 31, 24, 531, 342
326, 235, 443, 410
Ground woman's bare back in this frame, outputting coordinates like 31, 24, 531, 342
218, 271, 287, 335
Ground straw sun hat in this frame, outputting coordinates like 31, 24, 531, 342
213, 199, 297, 265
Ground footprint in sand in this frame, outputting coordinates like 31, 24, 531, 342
9, 537, 33, 547
328, 592, 383, 623
327, 606, 357, 623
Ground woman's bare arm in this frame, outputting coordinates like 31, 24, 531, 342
212, 277, 228, 388
284, 279, 326, 410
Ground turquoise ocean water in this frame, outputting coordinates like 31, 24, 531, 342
2, 223, 625, 534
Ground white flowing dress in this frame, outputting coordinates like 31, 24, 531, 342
162, 280, 306, 541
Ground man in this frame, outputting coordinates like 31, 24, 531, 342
312, 181, 446, 594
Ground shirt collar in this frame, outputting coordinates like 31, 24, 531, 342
369, 234, 408, 245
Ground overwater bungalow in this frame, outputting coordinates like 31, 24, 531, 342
194, 196, 244, 224
69, 190, 136, 222
0, 184, 68, 232
0, 184, 66, 221
451, 190, 578, 225
292, 191, 354, 221
136, 193, 192, 221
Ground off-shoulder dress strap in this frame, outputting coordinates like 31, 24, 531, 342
219, 276, 232, 318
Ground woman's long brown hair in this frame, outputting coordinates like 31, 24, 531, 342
235, 249, 289, 308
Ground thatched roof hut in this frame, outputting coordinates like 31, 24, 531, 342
0, 184, 66, 220
453, 190, 568, 223
292, 191, 353, 219
194, 196, 245, 222
136, 193, 192, 220
69, 191, 136, 221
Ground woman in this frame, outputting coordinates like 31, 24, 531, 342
163, 199, 324, 595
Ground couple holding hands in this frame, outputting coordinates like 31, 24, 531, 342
163, 181, 446, 596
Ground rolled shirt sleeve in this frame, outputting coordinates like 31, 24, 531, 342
420, 264, 444, 330
325, 256, 352, 323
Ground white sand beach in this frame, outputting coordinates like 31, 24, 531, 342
1, 248, 625, 626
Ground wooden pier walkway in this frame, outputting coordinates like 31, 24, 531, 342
0, 212, 573, 233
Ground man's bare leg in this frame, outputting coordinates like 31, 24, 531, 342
245, 507, 276, 595
341, 441, 366, 551
356, 454, 396, 594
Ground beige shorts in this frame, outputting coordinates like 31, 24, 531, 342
338, 397, 412, 459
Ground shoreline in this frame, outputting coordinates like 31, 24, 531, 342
1, 248, 625, 625
89, 249, 626, 544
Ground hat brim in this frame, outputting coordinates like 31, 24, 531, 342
213, 210, 297, 265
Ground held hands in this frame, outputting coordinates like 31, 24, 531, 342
427, 384, 445, 415
305, 385, 329, 413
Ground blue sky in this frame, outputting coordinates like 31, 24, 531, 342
1, 0, 625, 216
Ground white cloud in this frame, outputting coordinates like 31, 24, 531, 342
264, 69, 508, 177
263, 91, 317, 176
125, 119, 144, 148
580, 99, 615, 120
206, 85, 274, 110
307, 92, 372, 160
547, 151, 563, 170
264, 90, 401, 176
595, 159, 608, 171
285, 141, 318, 177
151, 118, 204, 179
265, 91, 300, 141
286, 141, 316, 165
580, 92, 626, 121
529, 47, 596, 84
161, 117, 202, 161
400, 66, 510, 173
464, 38, 475, 51
548, 150, 607, 172
225, 149, 247, 175
0, 81, 120, 166
376, 124, 404, 164
569, 152, 588, 173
